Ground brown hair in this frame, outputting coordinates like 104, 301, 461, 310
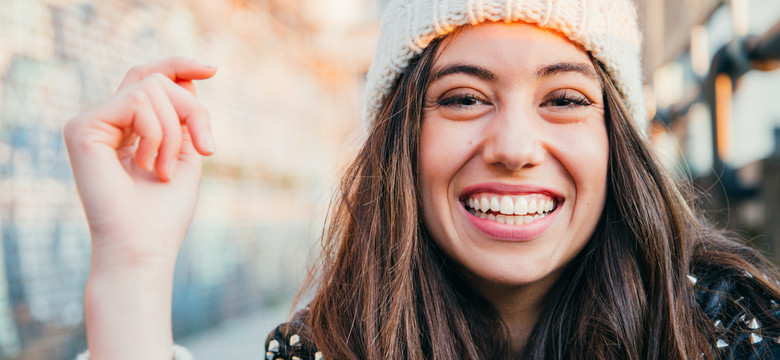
298, 37, 780, 359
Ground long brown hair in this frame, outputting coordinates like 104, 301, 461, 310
299, 35, 780, 360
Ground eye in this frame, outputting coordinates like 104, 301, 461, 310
541, 89, 592, 109
438, 93, 487, 109
429, 89, 492, 120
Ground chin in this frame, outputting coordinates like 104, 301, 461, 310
456, 247, 565, 289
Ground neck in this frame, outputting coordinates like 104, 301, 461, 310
471, 274, 559, 358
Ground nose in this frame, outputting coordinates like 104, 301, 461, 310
482, 107, 545, 171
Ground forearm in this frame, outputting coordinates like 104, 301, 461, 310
84, 260, 176, 360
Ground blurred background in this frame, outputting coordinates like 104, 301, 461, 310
0, 0, 779, 359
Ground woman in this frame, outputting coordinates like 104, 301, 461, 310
66, 0, 780, 359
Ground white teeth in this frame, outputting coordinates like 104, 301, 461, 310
524, 215, 533, 223
514, 197, 528, 215
487, 214, 496, 221
466, 194, 557, 216
499, 196, 513, 215
528, 199, 537, 214
505, 215, 515, 225
489, 197, 500, 212
479, 212, 487, 219
496, 215, 506, 224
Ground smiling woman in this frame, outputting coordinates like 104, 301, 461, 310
420, 23, 607, 284
418, 24, 610, 350
63, 0, 780, 360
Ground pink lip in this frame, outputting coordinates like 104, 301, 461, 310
459, 182, 564, 241
460, 182, 562, 198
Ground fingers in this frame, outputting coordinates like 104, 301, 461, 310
129, 91, 163, 172
120, 57, 217, 95
65, 58, 216, 183
136, 75, 181, 181
135, 74, 214, 181
150, 75, 215, 157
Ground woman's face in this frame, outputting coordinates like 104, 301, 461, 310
419, 23, 608, 291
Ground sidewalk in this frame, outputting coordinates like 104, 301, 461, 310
178, 307, 290, 358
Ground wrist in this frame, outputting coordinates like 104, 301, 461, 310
84, 260, 176, 359
89, 233, 182, 272
90, 251, 179, 274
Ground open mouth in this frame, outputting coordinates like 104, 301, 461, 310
463, 193, 559, 225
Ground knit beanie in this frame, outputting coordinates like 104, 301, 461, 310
363, 0, 646, 128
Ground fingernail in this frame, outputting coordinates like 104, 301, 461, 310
199, 60, 217, 69
205, 133, 216, 154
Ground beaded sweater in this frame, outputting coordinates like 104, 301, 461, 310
264, 271, 780, 360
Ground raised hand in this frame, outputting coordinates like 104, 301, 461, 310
64, 57, 217, 359
64, 56, 216, 268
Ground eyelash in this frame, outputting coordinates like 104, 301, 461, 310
435, 90, 593, 111
543, 90, 592, 108
437, 94, 486, 109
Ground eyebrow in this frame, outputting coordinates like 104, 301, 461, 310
535, 62, 598, 81
431, 64, 497, 82
430, 61, 598, 82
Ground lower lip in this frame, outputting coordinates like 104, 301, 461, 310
461, 203, 561, 241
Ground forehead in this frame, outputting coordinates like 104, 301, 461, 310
434, 22, 592, 73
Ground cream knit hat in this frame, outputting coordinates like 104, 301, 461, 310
363, 0, 646, 128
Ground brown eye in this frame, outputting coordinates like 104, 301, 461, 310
438, 94, 486, 109
542, 89, 592, 109
431, 90, 492, 120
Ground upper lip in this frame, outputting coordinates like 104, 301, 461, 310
459, 182, 564, 201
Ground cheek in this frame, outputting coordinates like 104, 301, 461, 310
418, 119, 479, 229
555, 123, 609, 206
419, 119, 476, 191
